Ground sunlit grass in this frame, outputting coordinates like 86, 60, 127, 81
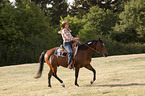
0, 54, 145, 96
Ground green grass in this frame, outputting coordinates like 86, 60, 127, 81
0, 54, 145, 96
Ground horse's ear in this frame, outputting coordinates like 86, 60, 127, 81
98, 38, 101, 42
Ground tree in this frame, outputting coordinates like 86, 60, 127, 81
0, 1, 56, 65
31, 0, 48, 11
16, 0, 49, 13
70, 0, 99, 17
111, 0, 145, 43
15, 0, 69, 25
109, 0, 130, 13
0, 0, 10, 10
69, 0, 120, 17
78, 6, 117, 42
0, 2, 23, 47
47, 0, 68, 25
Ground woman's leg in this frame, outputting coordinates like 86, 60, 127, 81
63, 42, 73, 65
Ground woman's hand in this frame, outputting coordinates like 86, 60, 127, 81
72, 38, 81, 43
73, 38, 80, 40
58, 31, 62, 34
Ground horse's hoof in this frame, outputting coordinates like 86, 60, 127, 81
48, 85, 52, 87
62, 85, 65, 87
75, 84, 79, 87
61, 83, 65, 87
90, 80, 94, 84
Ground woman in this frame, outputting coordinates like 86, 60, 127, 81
58, 20, 79, 69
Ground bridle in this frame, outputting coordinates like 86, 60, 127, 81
78, 41, 101, 54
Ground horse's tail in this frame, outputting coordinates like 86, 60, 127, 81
34, 48, 56, 79
34, 50, 47, 79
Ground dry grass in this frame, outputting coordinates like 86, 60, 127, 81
0, 54, 145, 96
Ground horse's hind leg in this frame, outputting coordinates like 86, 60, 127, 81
53, 74, 65, 87
48, 68, 65, 87
48, 70, 53, 87
53, 66, 65, 87
85, 64, 96, 84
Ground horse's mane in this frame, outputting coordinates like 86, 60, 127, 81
78, 40, 97, 50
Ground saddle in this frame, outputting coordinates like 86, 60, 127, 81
54, 42, 78, 69
54, 42, 78, 58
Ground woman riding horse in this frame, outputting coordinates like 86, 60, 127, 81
34, 38, 108, 87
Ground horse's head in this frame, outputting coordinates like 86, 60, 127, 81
79, 39, 108, 57
94, 38, 108, 57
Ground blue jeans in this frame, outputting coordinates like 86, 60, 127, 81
63, 42, 73, 65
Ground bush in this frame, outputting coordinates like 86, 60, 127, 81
111, 0, 145, 43
0, 1, 55, 66
78, 6, 117, 42
98, 36, 145, 56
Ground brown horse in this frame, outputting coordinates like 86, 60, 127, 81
34, 38, 108, 87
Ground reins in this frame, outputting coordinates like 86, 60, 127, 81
78, 41, 100, 54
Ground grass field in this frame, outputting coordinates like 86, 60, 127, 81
0, 54, 145, 96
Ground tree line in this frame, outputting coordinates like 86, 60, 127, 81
0, 0, 144, 66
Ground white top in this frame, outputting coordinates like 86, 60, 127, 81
61, 28, 74, 43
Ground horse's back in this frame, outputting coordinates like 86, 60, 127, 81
46, 47, 57, 55
44, 47, 57, 60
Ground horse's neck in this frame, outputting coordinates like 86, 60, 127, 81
87, 48, 94, 56
79, 48, 94, 58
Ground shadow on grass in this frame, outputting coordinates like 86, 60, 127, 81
85, 83, 145, 87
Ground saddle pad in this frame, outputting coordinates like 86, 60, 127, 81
54, 47, 67, 57
54, 45, 78, 57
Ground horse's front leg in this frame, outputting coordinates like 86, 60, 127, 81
75, 66, 80, 87
85, 64, 96, 84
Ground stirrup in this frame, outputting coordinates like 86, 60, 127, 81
67, 64, 73, 69
67, 64, 74, 70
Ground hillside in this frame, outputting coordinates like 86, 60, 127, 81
0, 54, 145, 96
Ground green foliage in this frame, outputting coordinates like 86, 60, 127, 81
111, 0, 145, 43
69, 0, 121, 17
47, 0, 68, 25
0, 4, 24, 47
0, 1, 55, 66
100, 36, 145, 56
0, 0, 145, 66
108, 0, 130, 13
78, 6, 117, 42
70, 0, 94, 17
0, 0, 10, 10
